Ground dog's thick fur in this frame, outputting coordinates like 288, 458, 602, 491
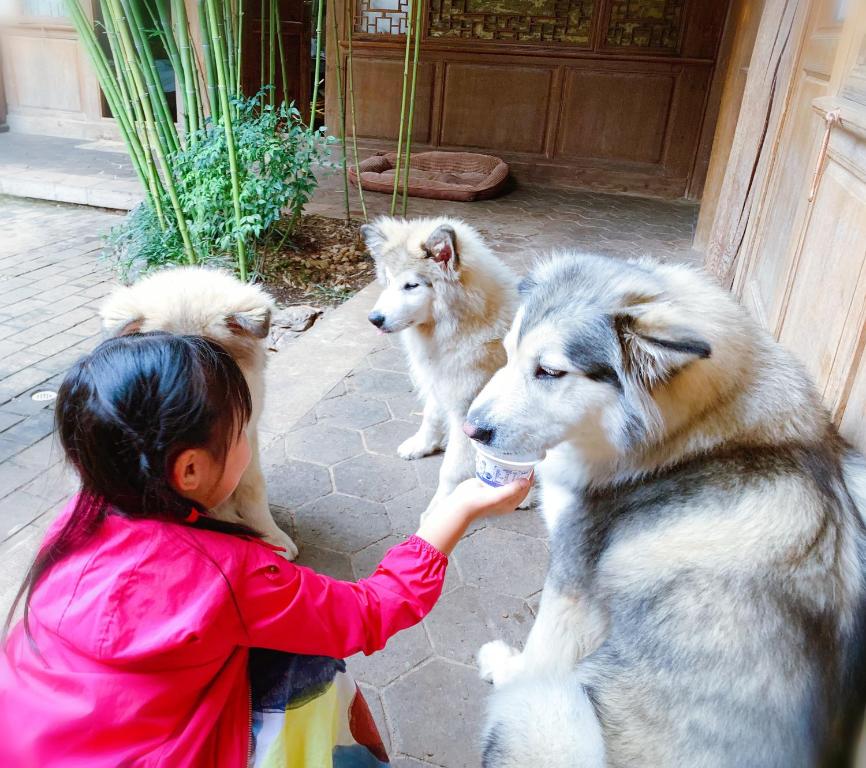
466, 254, 866, 767
100, 267, 297, 557
362, 216, 518, 517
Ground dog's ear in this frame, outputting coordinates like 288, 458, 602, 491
615, 306, 711, 387
100, 288, 145, 337
360, 223, 387, 258
226, 307, 271, 339
424, 225, 459, 270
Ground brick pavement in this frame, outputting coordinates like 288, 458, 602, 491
0, 183, 699, 766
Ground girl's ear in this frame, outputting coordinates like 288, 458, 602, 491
171, 448, 203, 494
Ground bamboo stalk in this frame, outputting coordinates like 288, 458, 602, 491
259, 0, 265, 89
205, 0, 248, 280
310, 0, 324, 124
199, 0, 219, 122
222, 0, 237, 111
268, 0, 276, 104
390, 0, 414, 215
122, 0, 179, 155
104, 0, 196, 262
346, 13, 367, 222
274, 0, 288, 103
100, 2, 165, 223
330, 1, 350, 222
65, 0, 158, 218
401, 0, 424, 216
172, 0, 199, 141
235, 0, 244, 100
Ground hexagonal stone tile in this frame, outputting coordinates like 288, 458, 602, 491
383, 658, 489, 767
288, 406, 317, 431
284, 423, 363, 466
352, 535, 461, 594
385, 487, 485, 537
346, 368, 414, 400
322, 380, 346, 400
265, 459, 332, 508
334, 454, 417, 503
457, 527, 548, 598
488, 504, 548, 539
424, 585, 533, 665
414, 453, 444, 489
296, 493, 391, 553
385, 393, 423, 424
268, 505, 297, 539
348, 621, 432, 687
367, 346, 408, 373
363, 419, 418, 456
316, 393, 390, 430
294, 543, 354, 580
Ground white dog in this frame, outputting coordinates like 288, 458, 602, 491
100, 267, 298, 558
362, 216, 519, 518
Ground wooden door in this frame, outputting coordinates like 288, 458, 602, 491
733, 0, 866, 449
242, 0, 310, 119
732, 0, 846, 331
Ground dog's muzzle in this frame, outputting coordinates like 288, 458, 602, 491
368, 311, 386, 329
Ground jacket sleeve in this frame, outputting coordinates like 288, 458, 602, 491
235, 535, 448, 657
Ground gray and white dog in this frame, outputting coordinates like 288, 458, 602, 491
464, 254, 866, 767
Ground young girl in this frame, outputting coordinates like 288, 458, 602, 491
0, 332, 530, 768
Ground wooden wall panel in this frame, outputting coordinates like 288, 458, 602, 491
439, 63, 551, 153
350, 57, 434, 143
557, 69, 674, 163
5, 35, 83, 113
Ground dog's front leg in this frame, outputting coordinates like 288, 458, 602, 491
420, 418, 475, 520
398, 395, 447, 460
217, 432, 300, 559
478, 584, 605, 687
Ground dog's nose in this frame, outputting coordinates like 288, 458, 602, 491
463, 421, 494, 444
368, 312, 386, 329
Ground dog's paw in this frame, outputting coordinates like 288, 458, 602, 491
478, 640, 524, 686
265, 529, 299, 560
397, 432, 442, 460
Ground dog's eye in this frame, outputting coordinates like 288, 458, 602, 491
403, 282, 419, 291
535, 365, 566, 380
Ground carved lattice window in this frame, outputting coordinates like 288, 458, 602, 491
604, 0, 684, 51
355, 0, 410, 35
428, 0, 595, 46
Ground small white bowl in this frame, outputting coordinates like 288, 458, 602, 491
474, 445, 539, 487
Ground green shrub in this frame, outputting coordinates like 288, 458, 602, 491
106, 93, 334, 282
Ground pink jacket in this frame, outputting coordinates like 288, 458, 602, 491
0, 503, 447, 767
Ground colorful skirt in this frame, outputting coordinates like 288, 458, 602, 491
249, 649, 389, 768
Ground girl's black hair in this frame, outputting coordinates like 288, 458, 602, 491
4, 331, 260, 644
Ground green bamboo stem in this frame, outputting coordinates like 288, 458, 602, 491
235, 0, 244, 100
274, 0, 288, 104
330, 1, 350, 222
269, 0, 276, 104
346, 15, 367, 222
122, 0, 179, 155
65, 0, 158, 218
259, 0, 265, 89
401, 0, 424, 216
100, 3, 165, 223
310, 0, 324, 124
390, 0, 414, 215
104, 0, 196, 263
172, 0, 199, 141
222, 0, 237, 111
205, 0, 248, 280
199, 0, 219, 122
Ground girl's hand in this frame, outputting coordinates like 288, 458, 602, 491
446, 476, 533, 521
415, 476, 533, 556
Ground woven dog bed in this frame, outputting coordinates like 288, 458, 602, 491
348, 151, 509, 202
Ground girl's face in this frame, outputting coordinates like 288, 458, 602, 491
171, 429, 252, 510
